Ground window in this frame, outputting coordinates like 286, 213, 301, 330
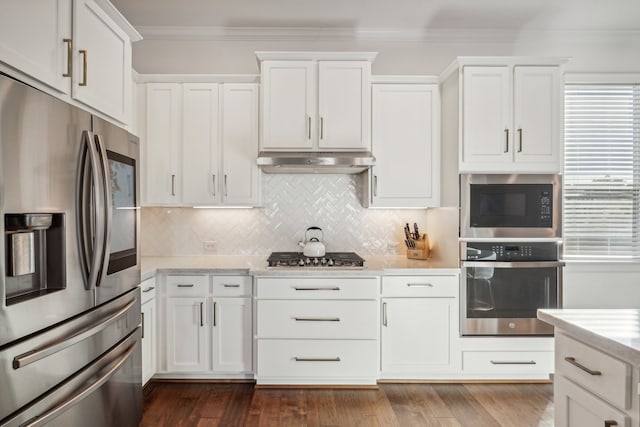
564, 84, 640, 259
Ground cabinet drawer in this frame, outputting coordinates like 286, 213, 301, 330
382, 275, 458, 297
212, 275, 252, 296
462, 350, 553, 374
165, 275, 209, 296
256, 277, 378, 300
257, 300, 378, 339
140, 277, 157, 304
556, 333, 631, 410
257, 339, 378, 382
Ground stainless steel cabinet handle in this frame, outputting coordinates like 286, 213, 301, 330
13, 299, 136, 369
407, 283, 433, 287
142, 286, 155, 293
564, 356, 602, 376
504, 128, 509, 153
141, 312, 145, 339
382, 302, 388, 327
200, 302, 204, 327
63, 38, 73, 77
490, 360, 536, 365
223, 284, 240, 288
605, 421, 618, 427
518, 128, 523, 152
308, 116, 311, 140
294, 317, 340, 322
213, 301, 217, 327
294, 357, 340, 362
320, 117, 324, 140
224, 174, 228, 196
177, 284, 194, 288
79, 49, 87, 86
212, 174, 216, 197
293, 287, 340, 291
373, 175, 378, 197
171, 174, 176, 196
21, 339, 137, 427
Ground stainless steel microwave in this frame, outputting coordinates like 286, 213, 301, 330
460, 174, 561, 239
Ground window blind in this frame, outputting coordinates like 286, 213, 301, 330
564, 84, 640, 258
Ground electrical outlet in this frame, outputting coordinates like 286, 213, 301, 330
203, 241, 216, 251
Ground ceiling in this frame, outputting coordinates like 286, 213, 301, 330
111, 0, 640, 33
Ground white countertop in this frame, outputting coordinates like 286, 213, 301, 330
538, 309, 640, 365
141, 255, 460, 280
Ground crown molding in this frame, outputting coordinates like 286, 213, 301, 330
136, 26, 640, 44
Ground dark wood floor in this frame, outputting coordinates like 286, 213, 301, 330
140, 382, 554, 427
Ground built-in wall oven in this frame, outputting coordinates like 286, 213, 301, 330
461, 241, 563, 336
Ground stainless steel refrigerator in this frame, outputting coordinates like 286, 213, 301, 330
0, 73, 142, 426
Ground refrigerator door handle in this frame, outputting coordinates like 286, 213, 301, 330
77, 130, 105, 290
13, 298, 136, 369
20, 332, 139, 427
94, 134, 112, 286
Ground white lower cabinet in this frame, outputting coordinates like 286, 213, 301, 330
158, 274, 252, 378
140, 278, 157, 385
255, 276, 380, 385
380, 274, 460, 378
554, 332, 636, 427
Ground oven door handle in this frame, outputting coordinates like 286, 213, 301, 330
462, 261, 565, 268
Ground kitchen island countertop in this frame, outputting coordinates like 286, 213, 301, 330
141, 255, 459, 281
538, 308, 640, 365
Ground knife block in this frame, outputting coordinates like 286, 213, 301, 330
407, 233, 430, 260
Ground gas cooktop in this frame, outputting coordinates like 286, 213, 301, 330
266, 252, 365, 268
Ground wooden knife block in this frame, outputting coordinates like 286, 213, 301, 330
407, 233, 430, 260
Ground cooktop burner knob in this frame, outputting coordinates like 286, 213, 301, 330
298, 259, 305, 266
313, 258, 319, 265
320, 257, 327, 265
304, 257, 311, 265
327, 259, 334, 266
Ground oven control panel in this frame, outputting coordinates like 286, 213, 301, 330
465, 241, 559, 261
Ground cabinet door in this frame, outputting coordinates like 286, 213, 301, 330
513, 66, 561, 172
261, 61, 315, 150
221, 84, 260, 206
182, 83, 220, 205
0, 0, 71, 94
461, 66, 512, 171
211, 297, 252, 373
318, 61, 371, 150
73, 0, 131, 123
381, 298, 457, 374
144, 83, 181, 205
555, 375, 629, 427
166, 297, 208, 372
141, 297, 157, 385
370, 84, 440, 207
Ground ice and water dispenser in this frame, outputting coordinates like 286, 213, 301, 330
4, 213, 65, 304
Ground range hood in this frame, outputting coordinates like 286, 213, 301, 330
256, 151, 375, 174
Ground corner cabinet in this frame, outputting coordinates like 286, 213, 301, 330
441, 58, 565, 174
257, 52, 376, 151
142, 80, 260, 207
364, 82, 441, 208
0, 0, 140, 125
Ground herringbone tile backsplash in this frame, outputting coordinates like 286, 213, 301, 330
141, 174, 441, 257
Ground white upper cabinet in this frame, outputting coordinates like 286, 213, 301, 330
367, 82, 440, 208
457, 60, 563, 173
0, 0, 72, 94
0, 0, 140, 125
257, 52, 376, 152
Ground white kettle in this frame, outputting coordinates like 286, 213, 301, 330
301, 226, 326, 257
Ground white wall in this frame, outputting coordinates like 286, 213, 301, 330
563, 262, 640, 308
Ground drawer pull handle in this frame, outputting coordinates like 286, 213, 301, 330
294, 317, 340, 322
605, 421, 618, 427
294, 357, 341, 362
142, 286, 155, 293
490, 360, 537, 365
177, 284, 194, 288
293, 287, 340, 291
199, 302, 204, 327
382, 302, 388, 327
223, 284, 240, 288
407, 283, 434, 287
564, 357, 602, 376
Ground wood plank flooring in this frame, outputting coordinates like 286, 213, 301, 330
140, 382, 554, 427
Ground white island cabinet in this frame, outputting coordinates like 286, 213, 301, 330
538, 309, 640, 427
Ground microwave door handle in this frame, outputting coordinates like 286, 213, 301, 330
462, 261, 565, 268
94, 134, 112, 286
78, 131, 103, 290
